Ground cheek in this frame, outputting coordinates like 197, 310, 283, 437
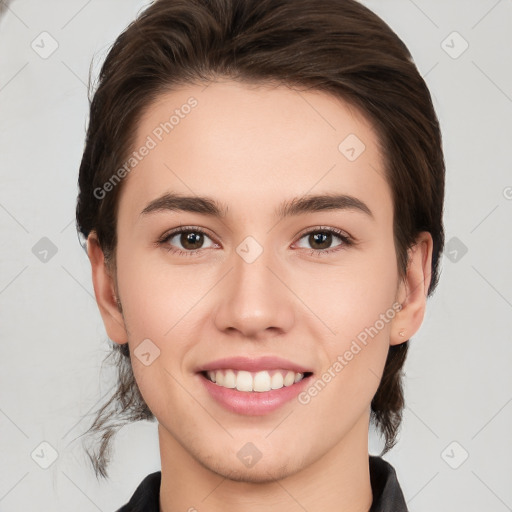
300, 280, 397, 419
295, 239, 399, 338
115, 246, 205, 340
304, 241, 399, 393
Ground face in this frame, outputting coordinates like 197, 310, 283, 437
90, 80, 430, 483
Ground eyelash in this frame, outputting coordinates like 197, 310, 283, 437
157, 225, 354, 258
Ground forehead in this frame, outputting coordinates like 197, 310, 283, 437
119, 80, 392, 223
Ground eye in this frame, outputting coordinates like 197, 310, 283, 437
157, 226, 217, 256
294, 227, 353, 256
157, 225, 353, 257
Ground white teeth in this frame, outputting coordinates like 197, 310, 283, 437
270, 372, 284, 389
283, 371, 295, 386
253, 371, 272, 392
205, 369, 306, 392
236, 370, 253, 391
223, 369, 236, 388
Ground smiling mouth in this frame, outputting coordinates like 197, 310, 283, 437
200, 369, 314, 393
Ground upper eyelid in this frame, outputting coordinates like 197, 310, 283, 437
161, 225, 351, 246
296, 225, 350, 239
161, 225, 217, 243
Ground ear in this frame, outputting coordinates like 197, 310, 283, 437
87, 232, 128, 344
390, 232, 433, 346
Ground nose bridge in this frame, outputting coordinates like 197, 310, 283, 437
213, 235, 294, 337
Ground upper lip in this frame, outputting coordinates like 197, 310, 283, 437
196, 356, 313, 374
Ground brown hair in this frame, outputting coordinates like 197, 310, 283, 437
76, 0, 445, 479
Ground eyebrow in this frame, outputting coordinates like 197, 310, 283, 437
140, 192, 373, 220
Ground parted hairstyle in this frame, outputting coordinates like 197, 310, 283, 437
75, 0, 445, 479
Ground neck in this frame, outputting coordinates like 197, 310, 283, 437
158, 413, 373, 512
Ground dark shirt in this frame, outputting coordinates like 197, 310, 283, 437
116, 455, 408, 511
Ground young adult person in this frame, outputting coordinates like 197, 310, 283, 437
75, 0, 445, 510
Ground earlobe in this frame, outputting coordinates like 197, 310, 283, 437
87, 233, 128, 344
390, 232, 433, 346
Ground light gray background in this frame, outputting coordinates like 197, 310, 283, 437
0, 0, 511, 510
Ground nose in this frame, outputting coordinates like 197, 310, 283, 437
213, 242, 295, 340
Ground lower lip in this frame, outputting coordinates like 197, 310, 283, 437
197, 372, 313, 416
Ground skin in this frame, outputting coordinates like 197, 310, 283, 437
87, 80, 432, 512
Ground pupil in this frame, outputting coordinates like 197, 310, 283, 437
182, 232, 203, 249
311, 232, 331, 249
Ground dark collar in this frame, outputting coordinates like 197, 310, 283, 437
117, 455, 408, 511
368, 455, 409, 511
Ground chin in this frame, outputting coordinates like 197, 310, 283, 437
202, 454, 301, 484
